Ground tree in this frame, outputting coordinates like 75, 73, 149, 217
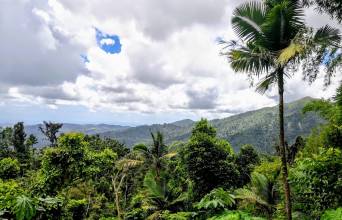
25, 134, 37, 148
183, 119, 238, 199
134, 132, 176, 181
39, 121, 63, 147
236, 145, 260, 187
112, 158, 143, 220
0, 157, 20, 179
303, 83, 342, 149
140, 171, 188, 220
85, 135, 129, 158
235, 172, 279, 219
223, 1, 340, 218
286, 136, 305, 164
0, 127, 13, 158
12, 122, 28, 163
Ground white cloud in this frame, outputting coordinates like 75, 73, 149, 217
100, 38, 115, 46
1, 0, 341, 123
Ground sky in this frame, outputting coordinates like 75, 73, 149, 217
0, 0, 341, 126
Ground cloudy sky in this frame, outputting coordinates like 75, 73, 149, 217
0, 0, 341, 125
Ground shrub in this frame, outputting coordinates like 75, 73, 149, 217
0, 157, 20, 179
321, 207, 342, 220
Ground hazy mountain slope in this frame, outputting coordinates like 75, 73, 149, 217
102, 97, 324, 152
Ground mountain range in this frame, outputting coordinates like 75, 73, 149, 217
19, 97, 324, 153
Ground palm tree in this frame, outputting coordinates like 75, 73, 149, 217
142, 171, 188, 220
223, 1, 340, 219
235, 172, 278, 219
134, 132, 176, 181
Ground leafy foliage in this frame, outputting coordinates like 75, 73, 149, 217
235, 172, 278, 218
0, 157, 20, 179
290, 148, 342, 218
209, 210, 266, 220
183, 119, 239, 199
14, 195, 36, 220
321, 207, 342, 220
196, 188, 235, 211
236, 145, 260, 187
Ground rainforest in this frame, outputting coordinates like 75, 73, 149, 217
0, 0, 341, 219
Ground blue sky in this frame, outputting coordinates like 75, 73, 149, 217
95, 28, 122, 54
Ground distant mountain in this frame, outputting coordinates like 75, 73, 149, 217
6, 97, 324, 152
101, 97, 324, 153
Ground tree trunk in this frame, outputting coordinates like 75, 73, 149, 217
278, 69, 292, 220
113, 172, 126, 220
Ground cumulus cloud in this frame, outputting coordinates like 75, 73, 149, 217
0, 0, 86, 87
1, 0, 341, 124
58, 0, 233, 40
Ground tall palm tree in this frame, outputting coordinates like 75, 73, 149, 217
134, 132, 176, 181
223, 0, 340, 219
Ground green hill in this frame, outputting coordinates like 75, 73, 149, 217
102, 97, 324, 153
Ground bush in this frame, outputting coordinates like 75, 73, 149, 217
66, 199, 88, 220
290, 148, 342, 218
0, 157, 20, 179
195, 188, 235, 211
209, 210, 266, 220
0, 180, 24, 211
321, 207, 342, 220
161, 211, 194, 220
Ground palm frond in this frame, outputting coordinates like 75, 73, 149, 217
255, 71, 277, 94
143, 172, 164, 199
161, 152, 177, 159
227, 45, 274, 76
232, 1, 266, 42
235, 188, 269, 208
263, 0, 304, 48
314, 25, 341, 47
116, 158, 143, 170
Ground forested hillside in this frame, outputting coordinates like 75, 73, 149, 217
22, 97, 323, 152
103, 97, 323, 152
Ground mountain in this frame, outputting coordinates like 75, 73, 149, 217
9, 97, 323, 152
101, 97, 324, 153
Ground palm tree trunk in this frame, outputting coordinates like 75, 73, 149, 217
277, 69, 292, 220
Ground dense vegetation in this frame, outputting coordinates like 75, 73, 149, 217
0, 0, 341, 219
0, 83, 341, 219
